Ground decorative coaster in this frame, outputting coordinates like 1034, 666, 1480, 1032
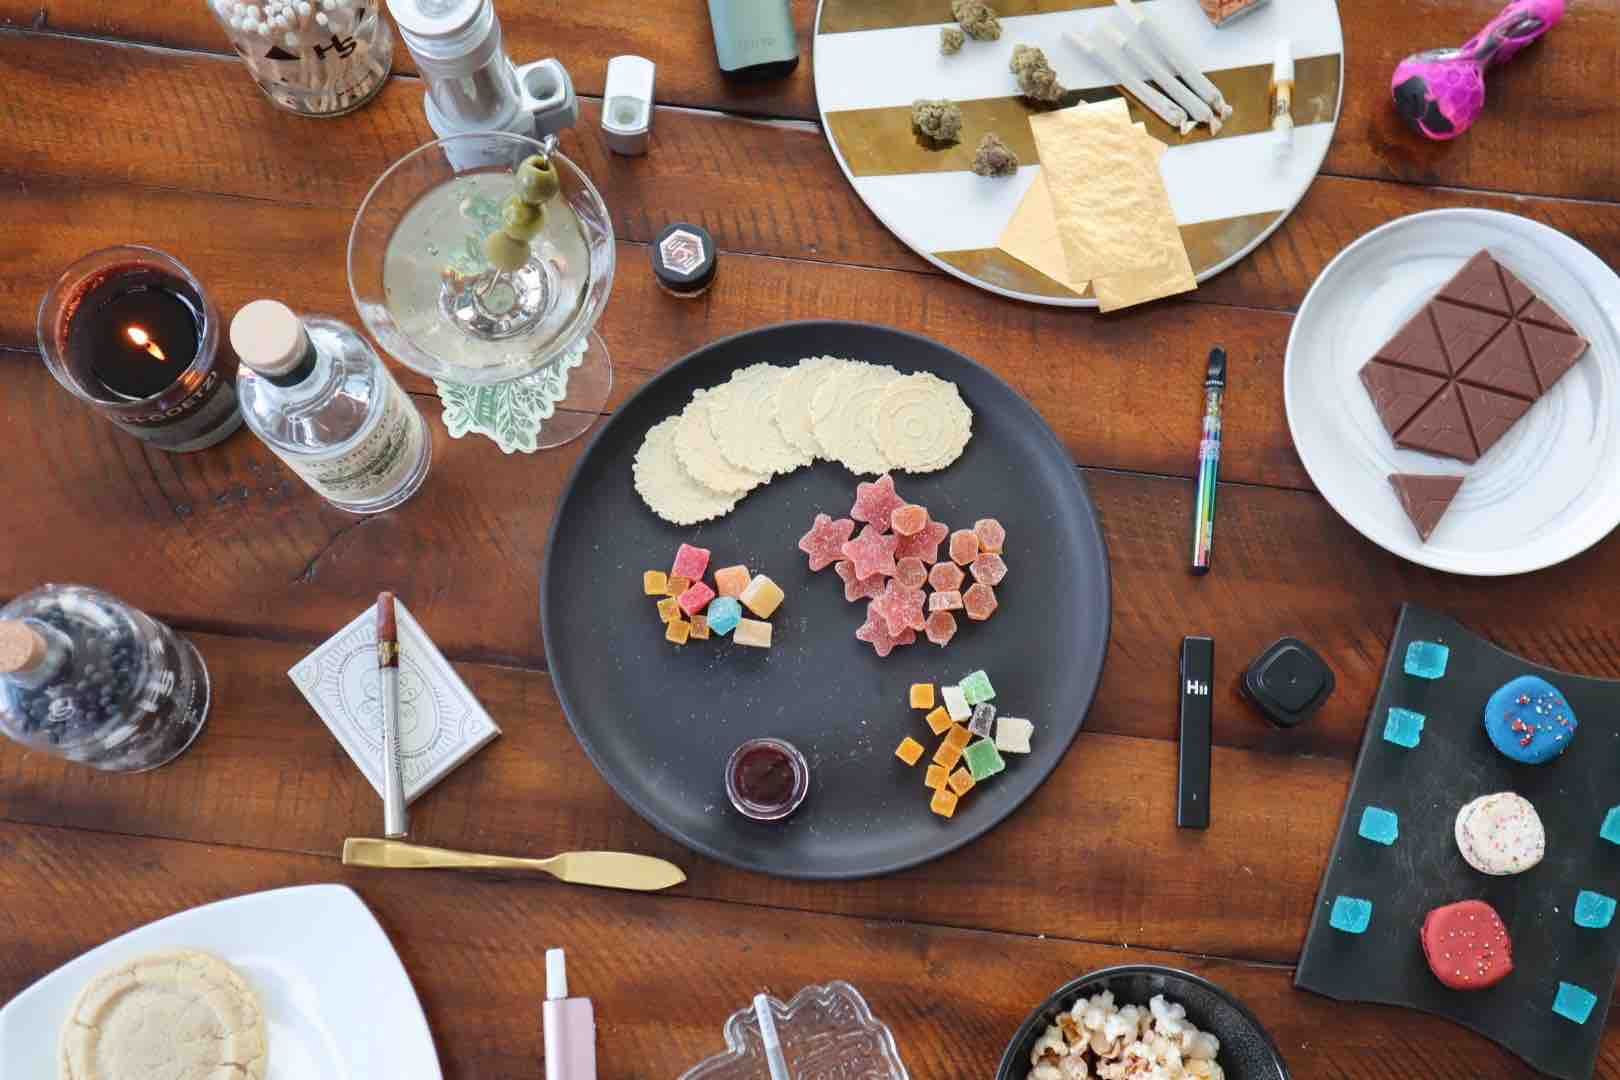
289, 599, 500, 803
434, 339, 588, 454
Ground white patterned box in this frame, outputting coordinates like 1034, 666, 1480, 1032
289, 600, 500, 803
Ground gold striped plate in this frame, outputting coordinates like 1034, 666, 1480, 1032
813, 0, 1344, 306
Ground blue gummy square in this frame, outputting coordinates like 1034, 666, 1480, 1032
1602, 806, 1620, 846
1575, 891, 1616, 929
1330, 896, 1372, 934
1358, 806, 1399, 846
1383, 707, 1425, 749
1553, 981, 1598, 1025
707, 596, 743, 636
1404, 640, 1450, 679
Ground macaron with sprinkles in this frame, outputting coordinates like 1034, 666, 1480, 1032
1421, 899, 1515, 991
1455, 792, 1545, 876
1484, 674, 1578, 765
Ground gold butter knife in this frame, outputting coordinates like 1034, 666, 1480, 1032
342, 838, 686, 892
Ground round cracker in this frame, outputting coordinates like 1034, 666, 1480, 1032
874, 371, 973, 473
773, 355, 849, 458
675, 393, 767, 495
60, 949, 268, 1080
811, 364, 901, 476
706, 364, 813, 476
634, 417, 739, 525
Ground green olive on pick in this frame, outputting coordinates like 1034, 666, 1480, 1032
515, 154, 561, 205
500, 196, 545, 242
483, 230, 531, 273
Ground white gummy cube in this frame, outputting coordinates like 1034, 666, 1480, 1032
941, 685, 970, 722
995, 716, 1033, 754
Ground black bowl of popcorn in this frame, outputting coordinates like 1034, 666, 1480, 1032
996, 965, 1289, 1080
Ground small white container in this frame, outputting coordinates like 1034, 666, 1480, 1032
602, 55, 656, 156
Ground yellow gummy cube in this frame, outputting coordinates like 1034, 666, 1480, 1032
925, 764, 949, 790
930, 787, 959, 819
656, 597, 681, 623
924, 706, 953, 735
740, 574, 785, 618
714, 564, 751, 598
666, 575, 691, 598
895, 737, 925, 766
933, 741, 962, 770
944, 723, 972, 749
666, 619, 691, 645
689, 614, 711, 640
910, 683, 935, 710
734, 618, 773, 649
948, 768, 975, 797
643, 570, 668, 595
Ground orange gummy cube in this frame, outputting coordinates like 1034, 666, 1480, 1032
656, 597, 681, 623
948, 768, 975, 796
924, 706, 953, 735
689, 614, 711, 640
910, 683, 935, 709
666, 575, 691, 598
895, 737, 925, 766
643, 570, 668, 595
944, 723, 972, 749
930, 787, 959, 818
665, 619, 691, 645
714, 565, 751, 598
933, 741, 963, 770
925, 764, 949, 790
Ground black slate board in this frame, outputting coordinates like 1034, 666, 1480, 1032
541, 321, 1111, 879
1296, 604, 1620, 1080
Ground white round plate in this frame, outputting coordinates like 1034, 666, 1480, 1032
1286, 209, 1620, 576
812, 0, 1344, 307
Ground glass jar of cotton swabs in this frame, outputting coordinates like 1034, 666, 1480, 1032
207, 0, 395, 117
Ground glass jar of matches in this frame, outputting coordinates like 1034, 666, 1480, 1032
36, 246, 243, 453
207, 0, 395, 117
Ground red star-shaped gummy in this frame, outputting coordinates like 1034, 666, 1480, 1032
895, 519, 949, 564
841, 524, 898, 580
797, 512, 856, 572
855, 607, 916, 657
835, 559, 885, 603
871, 579, 927, 636
851, 473, 906, 533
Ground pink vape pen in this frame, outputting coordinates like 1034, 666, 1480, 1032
543, 949, 597, 1080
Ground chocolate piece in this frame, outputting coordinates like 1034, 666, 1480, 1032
1389, 473, 1463, 542
1360, 363, 1445, 435
1421, 899, 1514, 991
1458, 385, 1532, 455
1458, 324, 1538, 400
1397, 385, 1477, 462
1431, 301, 1507, 370
1375, 309, 1450, 376
1438, 251, 1514, 315
1521, 321, 1588, 392
1360, 251, 1590, 463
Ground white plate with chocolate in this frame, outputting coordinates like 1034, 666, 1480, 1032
1285, 208, 1620, 576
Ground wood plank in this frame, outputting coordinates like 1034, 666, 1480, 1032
0, 821, 1602, 1078
3, 1, 1618, 203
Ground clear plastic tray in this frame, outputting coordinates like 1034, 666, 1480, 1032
679, 981, 909, 1080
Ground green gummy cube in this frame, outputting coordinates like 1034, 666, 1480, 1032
962, 738, 1005, 781
959, 670, 995, 706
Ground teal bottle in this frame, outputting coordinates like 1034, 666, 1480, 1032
707, 0, 799, 80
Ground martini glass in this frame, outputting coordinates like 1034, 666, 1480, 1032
348, 131, 614, 451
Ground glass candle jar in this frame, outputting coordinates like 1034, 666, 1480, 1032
725, 738, 809, 821
36, 246, 243, 453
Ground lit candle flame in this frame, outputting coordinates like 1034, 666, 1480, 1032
125, 326, 168, 362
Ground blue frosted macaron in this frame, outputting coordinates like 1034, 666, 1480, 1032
1484, 675, 1577, 765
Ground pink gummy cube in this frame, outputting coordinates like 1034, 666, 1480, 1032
671, 543, 711, 581
928, 589, 963, 612
949, 529, 980, 566
925, 610, 958, 647
678, 581, 716, 616
895, 556, 928, 589
928, 562, 964, 592
963, 583, 998, 621
891, 503, 930, 537
974, 518, 1006, 554
970, 553, 1007, 587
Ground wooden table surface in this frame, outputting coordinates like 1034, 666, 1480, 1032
4, 1, 1620, 1076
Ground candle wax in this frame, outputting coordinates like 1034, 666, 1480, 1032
69, 279, 201, 401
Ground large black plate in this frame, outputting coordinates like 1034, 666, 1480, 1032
541, 322, 1110, 879
1296, 604, 1620, 1080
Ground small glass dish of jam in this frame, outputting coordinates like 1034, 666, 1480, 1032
725, 738, 809, 822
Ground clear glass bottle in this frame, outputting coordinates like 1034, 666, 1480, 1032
207, 0, 395, 117
0, 585, 210, 772
232, 300, 432, 514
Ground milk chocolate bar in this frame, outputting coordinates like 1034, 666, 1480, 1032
1359, 251, 1589, 463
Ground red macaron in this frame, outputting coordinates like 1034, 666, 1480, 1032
1421, 900, 1514, 990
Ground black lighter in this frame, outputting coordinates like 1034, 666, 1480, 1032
1178, 636, 1214, 829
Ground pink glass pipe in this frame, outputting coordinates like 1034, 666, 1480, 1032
1391, 0, 1564, 141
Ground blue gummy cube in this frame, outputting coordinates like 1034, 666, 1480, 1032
1575, 891, 1616, 929
1383, 707, 1426, 749
1602, 806, 1620, 846
1330, 896, 1373, 934
1358, 806, 1399, 846
1404, 640, 1449, 679
1553, 981, 1598, 1025
707, 596, 743, 636
959, 670, 995, 706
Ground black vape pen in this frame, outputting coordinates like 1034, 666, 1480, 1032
1178, 636, 1213, 829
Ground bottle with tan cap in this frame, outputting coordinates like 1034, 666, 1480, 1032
0, 584, 209, 771
232, 300, 431, 513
